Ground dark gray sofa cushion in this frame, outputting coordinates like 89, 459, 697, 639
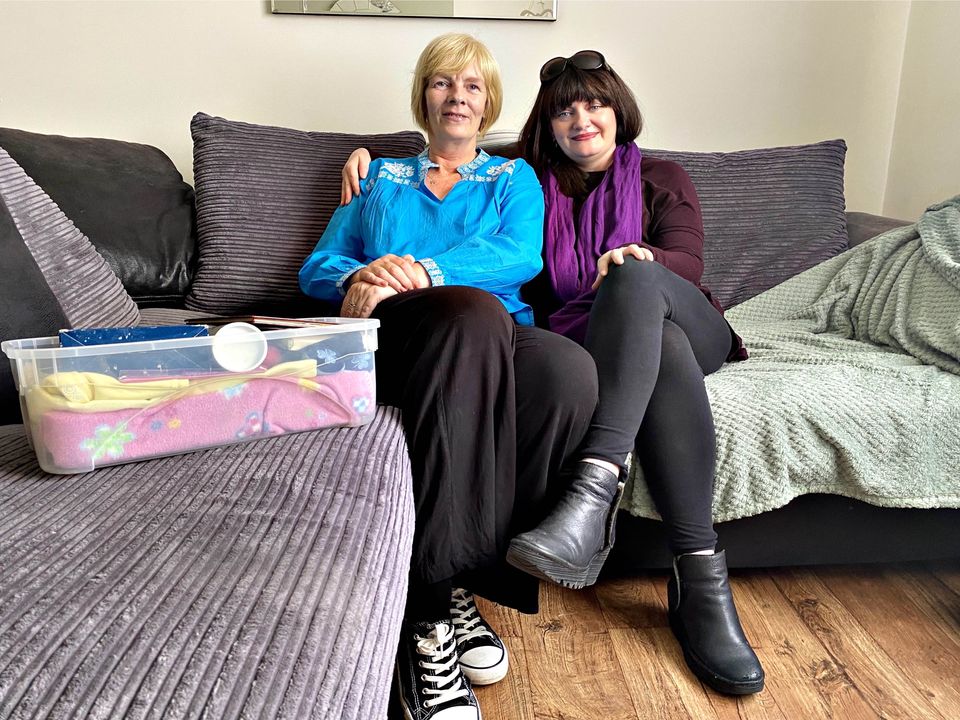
0, 127, 196, 307
0, 149, 141, 425
0, 407, 414, 720
642, 140, 849, 308
187, 113, 426, 315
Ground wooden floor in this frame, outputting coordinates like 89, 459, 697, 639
471, 561, 960, 720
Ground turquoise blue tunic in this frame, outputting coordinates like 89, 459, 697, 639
299, 149, 544, 325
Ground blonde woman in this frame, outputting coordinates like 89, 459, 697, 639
300, 34, 596, 720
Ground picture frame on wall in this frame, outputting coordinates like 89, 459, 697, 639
271, 1, 558, 21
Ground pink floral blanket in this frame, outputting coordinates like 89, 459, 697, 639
33, 371, 375, 473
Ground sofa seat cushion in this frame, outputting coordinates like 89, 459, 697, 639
0, 407, 413, 720
136, 306, 210, 327
625, 196, 960, 522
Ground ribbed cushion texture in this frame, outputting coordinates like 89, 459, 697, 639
0, 127, 197, 307
137, 306, 212, 327
0, 148, 140, 329
187, 113, 426, 314
641, 139, 849, 308
0, 407, 414, 720
0, 148, 140, 425
0, 195, 70, 425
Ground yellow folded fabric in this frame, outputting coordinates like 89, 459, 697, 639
25, 360, 319, 415
37, 372, 188, 407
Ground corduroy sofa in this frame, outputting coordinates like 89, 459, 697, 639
0, 122, 423, 720
2, 118, 959, 719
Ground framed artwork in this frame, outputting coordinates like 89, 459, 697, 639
271, 1, 558, 21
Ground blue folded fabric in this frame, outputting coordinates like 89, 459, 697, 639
57, 325, 214, 378
59, 325, 208, 347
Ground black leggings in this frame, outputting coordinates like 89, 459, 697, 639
372, 287, 598, 621
580, 259, 734, 554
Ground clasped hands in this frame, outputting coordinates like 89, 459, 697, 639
341, 253, 431, 318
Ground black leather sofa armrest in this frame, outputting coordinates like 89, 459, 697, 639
846, 211, 910, 248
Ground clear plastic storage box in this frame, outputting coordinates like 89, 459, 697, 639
1, 318, 379, 474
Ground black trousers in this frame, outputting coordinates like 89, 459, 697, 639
372, 287, 597, 619
581, 259, 735, 554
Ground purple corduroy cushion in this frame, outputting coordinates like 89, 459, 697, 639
0, 148, 141, 424
641, 139, 849, 308
187, 113, 426, 315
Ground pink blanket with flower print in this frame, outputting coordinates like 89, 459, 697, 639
36, 371, 375, 472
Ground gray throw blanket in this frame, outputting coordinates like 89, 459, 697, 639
625, 195, 960, 522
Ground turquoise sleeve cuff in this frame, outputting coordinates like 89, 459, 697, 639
335, 265, 364, 296
419, 258, 445, 287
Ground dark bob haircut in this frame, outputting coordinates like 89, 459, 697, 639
519, 60, 643, 197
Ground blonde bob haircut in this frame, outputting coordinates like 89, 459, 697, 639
410, 33, 503, 137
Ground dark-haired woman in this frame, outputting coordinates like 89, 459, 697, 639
506, 50, 763, 695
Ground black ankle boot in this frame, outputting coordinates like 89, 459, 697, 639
506, 461, 623, 589
667, 550, 765, 695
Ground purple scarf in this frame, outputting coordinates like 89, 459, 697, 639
543, 143, 643, 342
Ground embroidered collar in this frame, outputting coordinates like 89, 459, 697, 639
416, 148, 491, 183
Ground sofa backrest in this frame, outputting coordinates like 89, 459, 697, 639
0, 125, 909, 426
3, 126, 908, 315
846, 211, 910, 247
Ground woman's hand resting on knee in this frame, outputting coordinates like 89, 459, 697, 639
592, 244, 655, 290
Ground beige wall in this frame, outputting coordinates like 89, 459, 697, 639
883, 1, 960, 220
0, 0, 917, 213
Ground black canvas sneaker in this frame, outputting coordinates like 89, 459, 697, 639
450, 588, 509, 685
396, 619, 482, 720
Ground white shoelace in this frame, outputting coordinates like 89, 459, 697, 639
450, 588, 494, 645
415, 622, 470, 708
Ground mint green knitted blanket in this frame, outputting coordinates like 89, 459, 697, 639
625, 195, 960, 522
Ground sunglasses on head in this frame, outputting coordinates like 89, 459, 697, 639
539, 50, 607, 84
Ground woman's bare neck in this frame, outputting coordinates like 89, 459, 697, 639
428, 140, 479, 173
